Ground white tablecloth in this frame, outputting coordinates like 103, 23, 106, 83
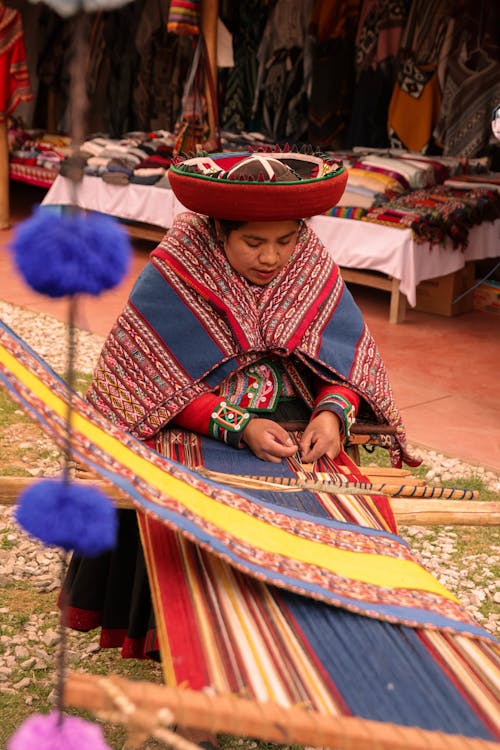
43, 175, 500, 307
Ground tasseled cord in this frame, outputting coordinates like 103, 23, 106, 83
9, 210, 129, 747
7, 8, 132, 747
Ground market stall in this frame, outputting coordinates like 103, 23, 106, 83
42, 172, 500, 322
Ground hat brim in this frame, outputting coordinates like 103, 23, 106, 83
168, 152, 348, 221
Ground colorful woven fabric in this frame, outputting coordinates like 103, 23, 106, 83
1, 320, 499, 739
86, 213, 415, 467
0, 7, 32, 121
364, 185, 500, 248
0, 318, 481, 629
166, 0, 200, 36
324, 205, 368, 220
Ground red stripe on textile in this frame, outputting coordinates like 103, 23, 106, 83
416, 631, 500, 740
121, 634, 148, 659
100, 627, 128, 649
156, 251, 252, 350
141, 516, 211, 689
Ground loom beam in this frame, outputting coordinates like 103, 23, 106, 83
1, 476, 498, 526
63, 671, 499, 750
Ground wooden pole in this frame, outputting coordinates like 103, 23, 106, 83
64, 671, 499, 750
0, 119, 10, 229
1, 476, 499, 526
200, 0, 219, 147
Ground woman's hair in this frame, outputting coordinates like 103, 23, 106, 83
216, 219, 246, 238
208, 218, 246, 239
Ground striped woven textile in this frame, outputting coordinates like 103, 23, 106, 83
166, 0, 200, 36
0, 319, 499, 740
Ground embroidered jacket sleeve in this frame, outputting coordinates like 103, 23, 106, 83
172, 392, 254, 448
312, 380, 360, 439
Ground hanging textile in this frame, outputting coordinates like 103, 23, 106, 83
219, 0, 269, 134
434, 1, 500, 158
252, 0, 315, 143
133, 0, 192, 132
0, 6, 32, 122
307, 0, 361, 149
346, 0, 407, 148
387, 0, 455, 153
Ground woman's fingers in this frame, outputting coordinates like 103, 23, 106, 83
242, 419, 296, 462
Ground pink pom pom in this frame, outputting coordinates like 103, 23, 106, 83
8, 712, 112, 750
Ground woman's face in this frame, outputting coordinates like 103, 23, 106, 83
220, 220, 300, 286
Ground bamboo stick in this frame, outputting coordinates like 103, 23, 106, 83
63, 671, 499, 750
1, 476, 499, 525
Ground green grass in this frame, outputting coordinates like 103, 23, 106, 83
0, 388, 31, 427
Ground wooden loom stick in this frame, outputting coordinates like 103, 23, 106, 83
1, 476, 499, 526
194, 467, 480, 500
64, 671, 499, 750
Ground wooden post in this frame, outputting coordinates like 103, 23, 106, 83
63, 671, 500, 750
200, 0, 219, 148
0, 119, 10, 229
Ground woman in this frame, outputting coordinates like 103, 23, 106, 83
64, 150, 497, 741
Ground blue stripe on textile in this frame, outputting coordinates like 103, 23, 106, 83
282, 593, 495, 740
316, 285, 365, 376
130, 263, 227, 379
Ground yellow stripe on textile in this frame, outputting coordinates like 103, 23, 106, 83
0, 343, 457, 602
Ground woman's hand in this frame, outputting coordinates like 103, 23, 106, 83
299, 411, 342, 463
242, 419, 297, 462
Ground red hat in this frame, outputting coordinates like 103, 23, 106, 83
168, 148, 347, 221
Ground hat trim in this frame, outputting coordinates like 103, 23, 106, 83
169, 166, 345, 186
169, 151, 345, 185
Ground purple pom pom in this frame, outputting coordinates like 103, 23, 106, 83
11, 207, 131, 297
8, 712, 112, 750
16, 479, 117, 556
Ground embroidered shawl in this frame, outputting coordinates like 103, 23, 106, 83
87, 212, 415, 466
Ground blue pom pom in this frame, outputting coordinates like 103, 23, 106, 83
15, 479, 117, 556
12, 207, 131, 297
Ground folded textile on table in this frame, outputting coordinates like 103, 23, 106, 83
362, 185, 500, 247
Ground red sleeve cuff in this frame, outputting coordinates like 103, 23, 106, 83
172, 392, 221, 435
